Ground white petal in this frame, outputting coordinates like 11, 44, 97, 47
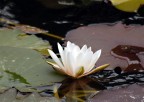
66, 41, 74, 51
81, 45, 87, 52
58, 43, 64, 55
71, 48, 91, 74
62, 50, 69, 72
93, 49, 101, 63
87, 47, 92, 52
88, 49, 101, 70
48, 49, 64, 69
75, 52, 83, 66
65, 52, 75, 76
67, 41, 71, 46
79, 45, 87, 58
57, 43, 66, 70
80, 50, 93, 73
72, 45, 80, 59
66, 41, 71, 48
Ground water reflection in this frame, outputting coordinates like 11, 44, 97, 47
56, 77, 105, 101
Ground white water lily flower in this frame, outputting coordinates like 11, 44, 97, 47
47, 41, 109, 79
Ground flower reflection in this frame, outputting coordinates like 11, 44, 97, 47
54, 77, 105, 101
47, 41, 109, 78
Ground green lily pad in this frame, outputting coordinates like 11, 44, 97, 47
0, 28, 51, 55
0, 46, 66, 92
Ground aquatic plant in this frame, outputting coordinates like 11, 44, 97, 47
47, 41, 109, 78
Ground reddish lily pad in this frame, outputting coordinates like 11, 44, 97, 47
65, 22, 144, 72
90, 84, 144, 102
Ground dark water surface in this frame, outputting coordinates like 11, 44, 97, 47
1, 0, 144, 36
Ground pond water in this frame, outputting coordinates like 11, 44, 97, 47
0, 0, 144, 102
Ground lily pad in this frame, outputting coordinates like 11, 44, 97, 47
0, 28, 51, 55
110, 0, 143, 12
65, 22, 144, 71
90, 84, 144, 102
0, 46, 65, 92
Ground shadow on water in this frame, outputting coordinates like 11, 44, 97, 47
56, 77, 105, 101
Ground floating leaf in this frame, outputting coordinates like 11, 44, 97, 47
0, 46, 66, 92
110, 0, 143, 12
0, 28, 51, 55
90, 84, 144, 102
65, 22, 144, 71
